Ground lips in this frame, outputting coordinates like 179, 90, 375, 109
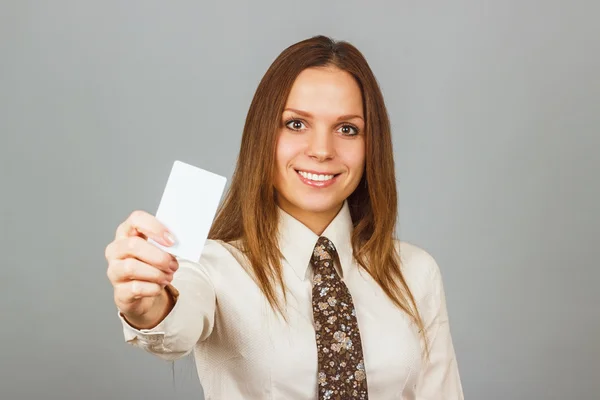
295, 169, 340, 188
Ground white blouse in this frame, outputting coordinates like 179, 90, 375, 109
118, 201, 464, 399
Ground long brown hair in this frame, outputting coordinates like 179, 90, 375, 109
208, 35, 429, 355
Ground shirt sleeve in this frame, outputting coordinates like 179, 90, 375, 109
415, 257, 464, 399
117, 257, 216, 361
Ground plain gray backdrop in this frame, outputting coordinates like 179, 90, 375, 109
1, 1, 598, 399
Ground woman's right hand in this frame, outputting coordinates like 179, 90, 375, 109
105, 210, 179, 328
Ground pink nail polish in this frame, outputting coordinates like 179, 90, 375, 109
163, 231, 176, 245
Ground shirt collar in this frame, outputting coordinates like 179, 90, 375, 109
277, 200, 354, 281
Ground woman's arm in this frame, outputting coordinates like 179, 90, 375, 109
415, 256, 464, 399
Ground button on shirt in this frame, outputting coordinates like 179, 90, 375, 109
118, 201, 464, 399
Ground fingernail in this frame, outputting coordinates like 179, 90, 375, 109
162, 280, 171, 286
164, 231, 176, 246
170, 260, 178, 271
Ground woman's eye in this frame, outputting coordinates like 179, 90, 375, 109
338, 125, 359, 136
286, 120, 305, 131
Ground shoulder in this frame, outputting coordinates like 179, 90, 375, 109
197, 239, 244, 263
394, 240, 444, 302
195, 238, 250, 275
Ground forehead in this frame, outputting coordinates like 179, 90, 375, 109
284, 67, 363, 117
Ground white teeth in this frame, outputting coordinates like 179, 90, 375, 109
298, 171, 334, 181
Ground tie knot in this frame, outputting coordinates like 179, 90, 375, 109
311, 236, 337, 264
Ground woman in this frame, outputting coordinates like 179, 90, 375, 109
105, 35, 464, 399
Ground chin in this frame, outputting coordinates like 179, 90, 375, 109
290, 195, 345, 215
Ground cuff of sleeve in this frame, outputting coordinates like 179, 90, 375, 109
118, 284, 180, 348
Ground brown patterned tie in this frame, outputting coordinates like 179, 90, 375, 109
311, 236, 369, 399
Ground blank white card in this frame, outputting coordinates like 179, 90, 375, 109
149, 160, 227, 262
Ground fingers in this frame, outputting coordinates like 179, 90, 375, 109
107, 209, 179, 315
107, 258, 174, 286
105, 236, 178, 274
114, 280, 163, 304
115, 210, 176, 246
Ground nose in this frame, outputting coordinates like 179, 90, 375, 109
306, 129, 334, 162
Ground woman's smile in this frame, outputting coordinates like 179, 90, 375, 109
295, 169, 341, 188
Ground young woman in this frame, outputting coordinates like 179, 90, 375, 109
105, 35, 464, 399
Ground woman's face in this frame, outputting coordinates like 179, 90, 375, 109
274, 66, 366, 224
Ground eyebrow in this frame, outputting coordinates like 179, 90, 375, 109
283, 108, 364, 122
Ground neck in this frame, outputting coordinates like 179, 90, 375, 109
278, 201, 343, 235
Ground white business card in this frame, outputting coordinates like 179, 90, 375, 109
149, 160, 227, 262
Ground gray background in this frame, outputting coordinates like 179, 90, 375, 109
1, 1, 598, 399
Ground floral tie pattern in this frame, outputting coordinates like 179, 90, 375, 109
311, 236, 369, 399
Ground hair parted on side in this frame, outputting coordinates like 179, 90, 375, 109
208, 35, 429, 357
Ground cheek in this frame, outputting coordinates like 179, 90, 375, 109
276, 133, 302, 171
342, 140, 366, 176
